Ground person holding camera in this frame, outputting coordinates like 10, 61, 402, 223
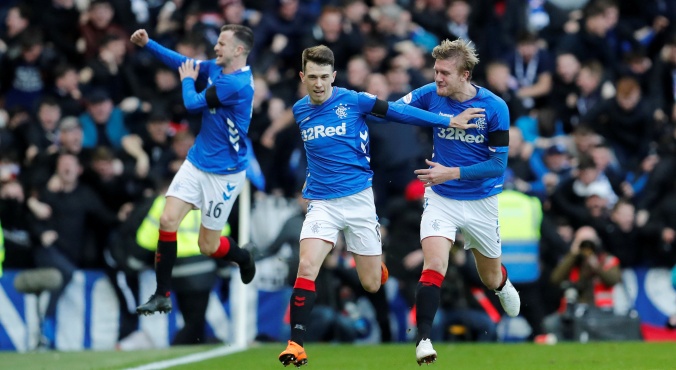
543, 226, 621, 340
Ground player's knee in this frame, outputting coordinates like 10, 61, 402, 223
361, 277, 381, 293
296, 258, 319, 279
159, 213, 181, 231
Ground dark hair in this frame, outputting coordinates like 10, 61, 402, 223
20, 28, 43, 49
577, 154, 596, 170
148, 111, 171, 123
221, 24, 254, 54
54, 63, 76, 79
98, 33, 123, 50
516, 31, 539, 45
89, 0, 112, 8
38, 96, 60, 108
583, 3, 606, 19
301, 45, 335, 72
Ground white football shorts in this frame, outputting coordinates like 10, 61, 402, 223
420, 188, 501, 258
166, 160, 246, 231
300, 187, 382, 256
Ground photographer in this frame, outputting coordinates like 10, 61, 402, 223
543, 226, 621, 340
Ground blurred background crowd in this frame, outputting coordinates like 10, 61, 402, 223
1, 0, 676, 347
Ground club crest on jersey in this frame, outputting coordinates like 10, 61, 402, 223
335, 104, 348, 119
474, 117, 487, 131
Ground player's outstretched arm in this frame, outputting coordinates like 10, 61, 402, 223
130, 28, 192, 71
359, 94, 479, 129
384, 101, 481, 129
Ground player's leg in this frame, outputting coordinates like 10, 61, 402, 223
280, 198, 339, 367
414, 189, 458, 364
198, 226, 256, 283
415, 236, 452, 365
463, 195, 520, 317
279, 238, 333, 367
352, 254, 385, 293
471, 250, 520, 317
343, 188, 388, 293
137, 195, 193, 315
196, 170, 256, 283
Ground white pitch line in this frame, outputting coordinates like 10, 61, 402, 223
124, 344, 247, 370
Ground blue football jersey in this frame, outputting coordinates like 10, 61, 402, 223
146, 40, 254, 175
295, 87, 377, 200
399, 83, 510, 200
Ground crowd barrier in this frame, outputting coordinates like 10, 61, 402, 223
0, 266, 674, 351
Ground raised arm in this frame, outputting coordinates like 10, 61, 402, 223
130, 29, 208, 79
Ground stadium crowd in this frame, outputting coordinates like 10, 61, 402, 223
1, 0, 676, 346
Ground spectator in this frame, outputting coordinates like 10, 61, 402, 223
250, 0, 312, 80
545, 226, 621, 339
501, 0, 569, 51
0, 29, 60, 111
550, 52, 581, 134
29, 153, 124, 347
24, 97, 62, 167
26, 116, 94, 192
550, 154, 619, 228
81, 33, 142, 104
79, 0, 129, 60
219, 0, 261, 29
482, 61, 526, 124
49, 64, 85, 117
336, 54, 371, 91
593, 198, 645, 267
582, 76, 656, 173
1, 3, 33, 59
558, 3, 619, 75
560, 60, 612, 127
39, 0, 82, 66
78, 89, 130, 150
503, 31, 553, 110
301, 6, 362, 73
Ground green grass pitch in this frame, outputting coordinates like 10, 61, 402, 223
0, 342, 672, 370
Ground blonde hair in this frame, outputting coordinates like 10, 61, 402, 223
432, 38, 479, 78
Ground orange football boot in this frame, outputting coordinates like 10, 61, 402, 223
279, 340, 308, 367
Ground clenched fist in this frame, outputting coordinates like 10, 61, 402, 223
130, 29, 149, 47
